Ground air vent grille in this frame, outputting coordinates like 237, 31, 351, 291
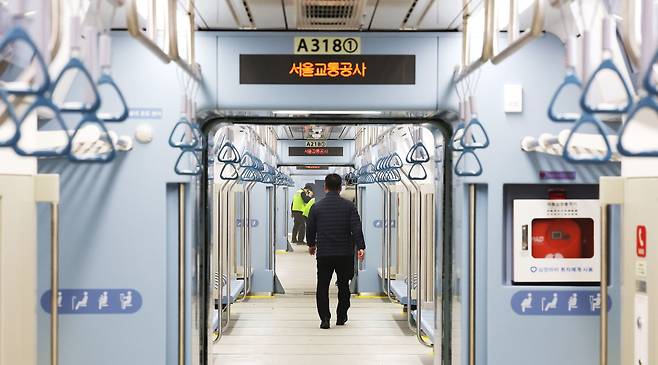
296, 0, 366, 30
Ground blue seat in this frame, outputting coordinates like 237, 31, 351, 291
411, 308, 435, 342
221, 279, 245, 305
389, 280, 416, 306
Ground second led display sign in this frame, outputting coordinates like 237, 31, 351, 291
288, 147, 344, 157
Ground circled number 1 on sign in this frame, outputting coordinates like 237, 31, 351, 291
294, 37, 361, 55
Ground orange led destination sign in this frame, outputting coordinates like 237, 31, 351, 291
296, 165, 330, 170
240, 55, 415, 85
289, 61, 366, 79
288, 147, 343, 157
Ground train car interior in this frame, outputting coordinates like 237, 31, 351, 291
1, 1, 658, 365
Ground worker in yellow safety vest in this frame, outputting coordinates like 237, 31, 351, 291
291, 183, 314, 244
302, 197, 315, 219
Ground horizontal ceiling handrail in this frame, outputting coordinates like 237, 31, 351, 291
126, 0, 172, 64
491, 0, 546, 65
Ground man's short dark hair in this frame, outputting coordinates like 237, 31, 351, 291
325, 174, 342, 192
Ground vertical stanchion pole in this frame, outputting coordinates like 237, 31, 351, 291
600, 204, 608, 365
51, 203, 59, 365
468, 184, 476, 365
178, 183, 185, 365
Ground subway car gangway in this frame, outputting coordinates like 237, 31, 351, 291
2, 1, 658, 365
204, 123, 446, 365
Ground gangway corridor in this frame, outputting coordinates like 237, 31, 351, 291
211, 295, 432, 365
276, 243, 328, 295
212, 241, 433, 365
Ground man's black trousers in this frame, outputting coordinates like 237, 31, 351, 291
316, 255, 354, 321
291, 210, 306, 243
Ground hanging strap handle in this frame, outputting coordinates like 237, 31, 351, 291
406, 142, 430, 163
617, 96, 658, 156
68, 114, 117, 163
407, 163, 428, 180
168, 118, 199, 149
0, 26, 51, 95
580, 17, 634, 114
174, 148, 202, 175
454, 149, 483, 177
562, 113, 614, 163
219, 163, 239, 180
96, 74, 129, 122
217, 142, 241, 163
460, 117, 490, 149
13, 97, 72, 157
548, 73, 582, 122
50, 57, 102, 114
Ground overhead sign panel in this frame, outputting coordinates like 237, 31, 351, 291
240, 55, 415, 85
294, 37, 361, 55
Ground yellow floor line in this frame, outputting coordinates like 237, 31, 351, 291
245, 295, 274, 299
275, 250, 289, 254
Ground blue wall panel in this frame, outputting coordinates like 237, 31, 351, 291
36, 33, 216, 365
437, 33, 622, 365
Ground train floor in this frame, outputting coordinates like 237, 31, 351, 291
211, 243, 433, 365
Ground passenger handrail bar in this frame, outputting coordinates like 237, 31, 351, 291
491, 0, 546, 65
167, 0, 202, 80
399, 173, 417, 333
125, 0, 172, 64
454, 0, 494, 82
468, 184, 476, 365
413, 179, 432, 347
51, 202, 59, 365
177, 183, 185, 365
600, 202, 609, 365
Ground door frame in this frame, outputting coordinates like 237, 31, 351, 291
196, 117, 454, 365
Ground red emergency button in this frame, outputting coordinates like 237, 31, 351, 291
637, 225, 647, 258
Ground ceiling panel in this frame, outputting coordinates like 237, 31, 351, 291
246, 0, 287, 29
419, 0, 465, 30
111, 0, 477, 31
368, 0, 415, 30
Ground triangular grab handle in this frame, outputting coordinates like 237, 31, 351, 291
406, 142, 430, 163
580, 59, 634, 114
168, 118, 199, 149
460, 118, 490, 149
617, 96, 658, 157
454, 149, 483, 177
174, 148, 202, 176
96, 74, 129, 122
0, 26, 51, 95
547, 73, 582, 123
562, 113, 614, 164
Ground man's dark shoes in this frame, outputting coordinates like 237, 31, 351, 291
336, 315, 348, 326
320, 319, 330, 329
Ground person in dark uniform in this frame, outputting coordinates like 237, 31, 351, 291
291, 183, 313, 244
306, 174, 365, 329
